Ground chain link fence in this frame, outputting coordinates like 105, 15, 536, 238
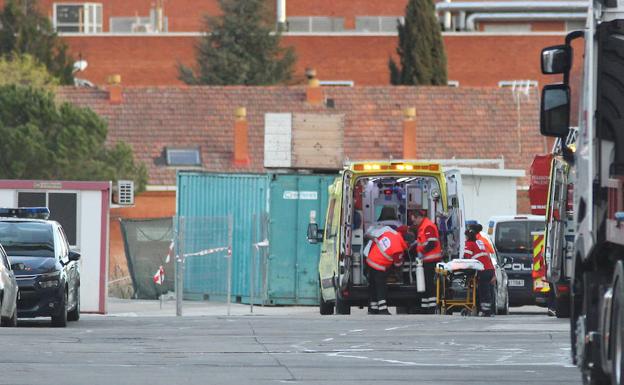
176, 216, 232, 316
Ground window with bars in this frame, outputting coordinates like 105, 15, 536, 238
54, 3, 102, 33
355, 16, 403, 33
286, 17, 344, 32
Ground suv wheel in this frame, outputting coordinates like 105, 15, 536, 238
51, 290, 68, 328
1, 305, 17, 327
68, 286, 80, 322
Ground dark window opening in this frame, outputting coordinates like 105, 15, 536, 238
17, 192, 78, 246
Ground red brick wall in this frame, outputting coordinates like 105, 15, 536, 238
287, 0, 406, 21
65, 34, 581, 87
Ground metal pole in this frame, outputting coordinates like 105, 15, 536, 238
262, 212, 268, 307
250, 213, 256, 314
227, 215, 233, 316
176, 217, 184, 317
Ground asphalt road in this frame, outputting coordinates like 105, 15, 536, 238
0, 306, 581, 385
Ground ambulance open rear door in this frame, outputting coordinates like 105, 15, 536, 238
444, 169, 466, 259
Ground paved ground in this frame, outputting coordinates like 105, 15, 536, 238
0, 300, 581, 385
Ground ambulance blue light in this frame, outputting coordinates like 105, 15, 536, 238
0, 207, 50, 219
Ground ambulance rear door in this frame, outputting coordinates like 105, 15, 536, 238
444, 169, 466, 259
338, 170, 354, 291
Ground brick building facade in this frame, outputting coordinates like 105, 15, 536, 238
3, 0, 586, 87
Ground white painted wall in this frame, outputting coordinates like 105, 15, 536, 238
78, 190, 103, 312
460, 174, 519, 226
0, 189, 106, 313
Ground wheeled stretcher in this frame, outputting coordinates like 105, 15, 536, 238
435, 259, 484, 316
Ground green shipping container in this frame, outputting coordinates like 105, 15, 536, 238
177, 172, 336, 305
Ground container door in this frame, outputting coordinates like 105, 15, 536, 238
268, 174, 333, 305
444, 169, 465, 259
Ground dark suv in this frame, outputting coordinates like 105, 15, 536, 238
0, 208, 80, 327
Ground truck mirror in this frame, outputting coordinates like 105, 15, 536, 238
540, 84, 571, 138
307, 223, 324, 244
541, 45, 571, 75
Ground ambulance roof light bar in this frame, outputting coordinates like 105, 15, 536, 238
0, 207, 50, 219
351, 162, 439, 172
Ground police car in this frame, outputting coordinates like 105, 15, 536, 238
0, 208, 80, 327
487, 215, 545, 306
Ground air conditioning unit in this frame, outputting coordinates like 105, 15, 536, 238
115, 180, 135, 205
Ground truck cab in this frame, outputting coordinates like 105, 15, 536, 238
307, 161, 464, 315
539, 2, 624, 383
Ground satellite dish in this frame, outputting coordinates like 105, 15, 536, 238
73, 60, 88, 73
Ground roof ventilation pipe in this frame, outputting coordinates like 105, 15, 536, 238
435, 1, 589, 30
466, 12, 587, 30
435, 1, 589, 13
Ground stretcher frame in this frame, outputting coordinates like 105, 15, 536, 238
435, 266, 479, 316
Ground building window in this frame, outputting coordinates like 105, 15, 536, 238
481, 23, 531, 33
498, 80, 538, 89
166, 147, 201, 166
17, 192, 78, 246
355, 16, 403, 33
566, 20, 585, 31
287, 17, 344, 33
110, 17, 169, 33
54, 3, 102, 33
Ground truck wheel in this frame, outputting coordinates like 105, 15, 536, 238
611, 263, 624, 385
335, 294, 351, 315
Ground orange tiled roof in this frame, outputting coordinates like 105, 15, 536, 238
58, 86, 541, 185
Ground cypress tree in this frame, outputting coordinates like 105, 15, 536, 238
179, 0, 296, 85
389, 0, 448, 86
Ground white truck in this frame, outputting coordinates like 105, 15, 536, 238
539, 1, 624, 383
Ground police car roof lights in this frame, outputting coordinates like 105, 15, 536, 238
0, 207, 50, 219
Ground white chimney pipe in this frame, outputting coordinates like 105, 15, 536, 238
277, 0, 286, 25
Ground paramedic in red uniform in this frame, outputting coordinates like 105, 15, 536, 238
365, 226, 408, 315
410, 210, 442, 312
463, 227, 496, 316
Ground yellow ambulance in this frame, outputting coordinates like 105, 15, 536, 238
307, 161, 465, 315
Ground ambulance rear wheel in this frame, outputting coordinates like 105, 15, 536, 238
335, 294, 351, 315
319, 296, 334, 316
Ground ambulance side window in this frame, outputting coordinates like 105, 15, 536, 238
325, 198, 337, 239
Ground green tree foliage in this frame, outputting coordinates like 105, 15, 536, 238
0, 0, 74, 85
0, 54, 59, 92
179, 0, 296, 85
0, 85, 148, 190
389, 0, 448, 85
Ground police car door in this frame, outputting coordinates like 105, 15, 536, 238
444, 169, 465, 259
